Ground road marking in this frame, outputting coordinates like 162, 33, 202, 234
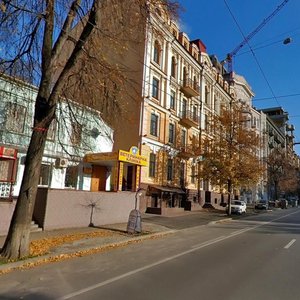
284, 239, 296, 249
58, 209, 300, 300
191, 236, 226, 248
229, 227, 252, 236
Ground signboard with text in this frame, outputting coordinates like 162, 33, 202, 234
118, 147, 147, 166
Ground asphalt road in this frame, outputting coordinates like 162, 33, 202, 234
0, 208, 300, 300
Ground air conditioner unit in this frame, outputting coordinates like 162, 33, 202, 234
56, 158, 68, 168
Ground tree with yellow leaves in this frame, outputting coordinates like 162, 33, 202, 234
199, 101, 264, 214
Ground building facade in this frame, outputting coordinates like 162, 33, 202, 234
0, 75, 113, 200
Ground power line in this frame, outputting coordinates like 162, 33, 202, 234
223, 0, 282, 106
254, 93, 300, 101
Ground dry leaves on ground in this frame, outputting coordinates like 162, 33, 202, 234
30, 230, 116, 256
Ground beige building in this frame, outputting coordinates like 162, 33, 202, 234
60, 1, 299, 212
139, 6, 234, 214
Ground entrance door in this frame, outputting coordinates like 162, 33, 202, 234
126, 165, 134, 191
91, 166, 106, 191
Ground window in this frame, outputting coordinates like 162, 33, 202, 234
149, 153, 156, 177
192, 105, 198, 121
5, 102, 26, 133
191, 165, 196, 184
65, 166, 78, 188
39, 164, 51, 186
170, 90, 176, 110
205, 85, 210, 104
150, 113, 159, 136
70, 121, 82, 145
181, 129, 186, 147
171, 56, 176, 78
183, 67, 187, 85
203, 114, 208, 131
47, 119, 56, 141
167, 158, 173, 181
193, 75, 198, 91
181, 99, 187, 118
180, 162, 185, 187
168, 123, 175, 144
153, 40, 161, 65
152, 77, 159, 99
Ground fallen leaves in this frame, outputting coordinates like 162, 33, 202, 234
29, 230, 116, 257
0, 230, 172, 276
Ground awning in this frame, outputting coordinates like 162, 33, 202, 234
147, 185, 185, 195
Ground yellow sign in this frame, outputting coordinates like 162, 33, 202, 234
118, 147, 148, 166
118, 162, 124, 191
136, 165, 141, 191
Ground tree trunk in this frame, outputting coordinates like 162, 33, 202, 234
0, 0, 100, 260
1, 120, 50, 259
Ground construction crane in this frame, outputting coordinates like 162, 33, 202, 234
223, 0, 289, 74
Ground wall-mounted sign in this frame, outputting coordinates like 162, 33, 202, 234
0, 146, 17, 159
119, 147, 147, 166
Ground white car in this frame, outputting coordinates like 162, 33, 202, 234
226, 200, 247, 215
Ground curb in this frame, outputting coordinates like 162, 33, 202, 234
0, 230, 175, 275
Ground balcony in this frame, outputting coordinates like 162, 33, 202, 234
179, 109, 199, 128
177, 146, 196, 159
180, 78, 200, 98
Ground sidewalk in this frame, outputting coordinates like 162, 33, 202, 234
0, 209, 229, 274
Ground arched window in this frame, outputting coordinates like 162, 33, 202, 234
171, 56, 176, 78
153, 40, 161, 65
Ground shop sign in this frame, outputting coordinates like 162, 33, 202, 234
119, 147, 147, 166
0, 146, 17, 159
84, 152, 117, 163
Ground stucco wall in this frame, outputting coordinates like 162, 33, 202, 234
39, 189, 136, 230
0, 190, 137, 235
0, 200, 16, 235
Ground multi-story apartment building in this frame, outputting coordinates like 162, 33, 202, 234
59, 0, 298, 212
139, 7, 234, 214
261, 107, 299, 199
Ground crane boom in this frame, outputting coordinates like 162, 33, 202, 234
226, 0, 289, 72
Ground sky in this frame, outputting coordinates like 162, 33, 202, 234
177, 0, 300, 154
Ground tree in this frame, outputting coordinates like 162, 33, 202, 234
0, 0, 179, 260
199, 101, 264, 214
267, 147, 300, 200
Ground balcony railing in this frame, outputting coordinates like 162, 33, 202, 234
179, 109, 199, 128
180, 78, 200, 97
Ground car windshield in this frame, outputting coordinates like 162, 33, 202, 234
232, 201, 242, 205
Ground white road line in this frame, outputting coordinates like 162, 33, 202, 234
191, 236, 226, 248
58, 209, 300, 300
284, 239, 296, 249
229, 227, 252, 236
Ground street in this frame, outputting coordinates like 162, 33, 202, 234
1, 208, 300, 300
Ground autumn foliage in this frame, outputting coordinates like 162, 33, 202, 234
199, 101, 264, 195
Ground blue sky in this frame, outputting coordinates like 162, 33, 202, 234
177, 0, 300, 154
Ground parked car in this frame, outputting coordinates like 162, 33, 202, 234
280, 199, 288, 209
226, 200, 247, 215
255, 200, 267, 210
